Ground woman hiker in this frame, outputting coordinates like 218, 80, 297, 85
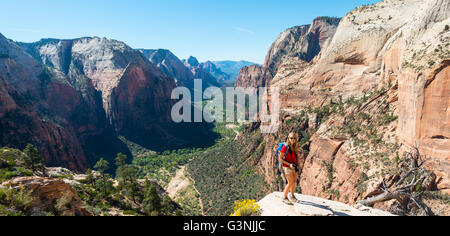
279, 132, 302, 204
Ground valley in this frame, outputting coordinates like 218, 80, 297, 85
1, 0, 449, 217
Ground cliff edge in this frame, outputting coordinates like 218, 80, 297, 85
258, 192, 394, 216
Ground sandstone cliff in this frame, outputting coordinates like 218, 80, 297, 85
265, 17, 340, 77
1, 35, 179, 171
20, 37, 177, 135
231, 0, 449, 213
273, 0, 449, 197
235, 17, 340, 89
140, 49, 196, 89
0, 35, 91, 171
235, 64, 271, 88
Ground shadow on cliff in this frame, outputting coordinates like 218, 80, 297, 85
82, 128, 134, 174
118, 102, 221, 152
78, 105, 221, 175
121, 121, 221, 152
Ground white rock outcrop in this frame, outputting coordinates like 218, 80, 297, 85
258, 192, 395, 216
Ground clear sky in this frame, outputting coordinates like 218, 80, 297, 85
0, 0, 380, 64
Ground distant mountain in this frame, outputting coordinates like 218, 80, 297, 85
200, 61, 230, 83
140, 50, 221, 89
139, 49, 249, 87
182, 56, 220, 88
139, 49, 195, 89
211, 60, 259, 82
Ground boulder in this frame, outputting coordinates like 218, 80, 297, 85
3, 177, 92, 216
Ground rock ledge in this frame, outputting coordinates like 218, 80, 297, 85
258, 192, 395, 216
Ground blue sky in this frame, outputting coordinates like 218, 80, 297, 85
0, 0, 380, 64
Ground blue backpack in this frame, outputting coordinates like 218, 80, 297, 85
276, 143, 289, 184
276, 142, 289, 161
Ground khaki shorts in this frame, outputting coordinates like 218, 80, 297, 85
283, 167, 297, 175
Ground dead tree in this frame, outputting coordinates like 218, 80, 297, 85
357, 147, 435, 216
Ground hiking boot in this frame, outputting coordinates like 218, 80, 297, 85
282, 197, 293, 205
289, 195, 299, 203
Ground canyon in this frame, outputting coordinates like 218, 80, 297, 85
0, 0, 449, 216
0, 36, 229, 172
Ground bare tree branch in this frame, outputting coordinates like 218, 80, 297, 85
357, 146, 435, 216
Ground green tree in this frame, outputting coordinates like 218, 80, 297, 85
85, 168, 95, 185
121, 165, 140, 203
114, 153, 140, 203
94, 158, 109, 174
22, 144, 45, 175
161, 195, 178, 216
115, 153, 127, 179
142, 179, 161, 216
94, 158, 113, 198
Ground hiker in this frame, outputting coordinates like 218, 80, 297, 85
279, 132, 301, 204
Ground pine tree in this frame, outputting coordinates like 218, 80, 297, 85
94, 158, 109, 174
122, 165, 140, 203
93, 158, 112, 198
115, 153, 127, 180
22, 144, 44, 174
85, 168, 95, 185
161, 195, 177, 216
142, 179, 161, 216
114, 153, 140, 202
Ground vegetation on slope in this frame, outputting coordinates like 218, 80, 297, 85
188, 124, 270, 216
0, 145, 180, 216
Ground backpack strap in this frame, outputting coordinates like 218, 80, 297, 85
281, 143, 289, 160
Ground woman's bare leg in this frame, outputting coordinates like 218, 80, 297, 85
290, 174, 297, 196
283, 179, 291, 198
284, 173, 295, 198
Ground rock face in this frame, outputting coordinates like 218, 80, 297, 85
258, 192, 394, 216
3, 177, 92, 216
0, 35, 178, 171
140, 49, 195, 89
279, 0, 450, 196
21, 37, 176, 136
0, 35, 91, 171
235, 65, 271, 88
232, 0, 450, 211
235, 17, 340, 89
265, 17, 340, 77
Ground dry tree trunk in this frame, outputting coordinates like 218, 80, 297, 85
357, 147, 435, 216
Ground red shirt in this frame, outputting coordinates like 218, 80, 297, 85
281, 145, 297, 168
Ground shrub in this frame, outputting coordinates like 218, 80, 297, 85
123, 210, 138, 216
230, 199, 260, 216
0, 184, 33, 216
